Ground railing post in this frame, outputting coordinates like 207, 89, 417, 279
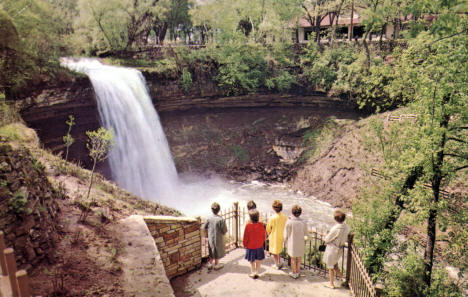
16, 270, 31, 297
0, 231, 8, 276
5, 248, 19, 297
345, 233, 354, 288
234, 202, 239, 248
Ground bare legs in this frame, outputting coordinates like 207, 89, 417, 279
273, 254, 282, 268
328, 264, 343, 287
208, 258, 219, 265
289, 257, 301, 278
249, 260, 262, 278
255, 260, 262, 274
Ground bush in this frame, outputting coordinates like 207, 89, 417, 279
384, 253, 463, 297
384, 253, 429, 297
212, 42, 268, 95
180, 68, 193, 93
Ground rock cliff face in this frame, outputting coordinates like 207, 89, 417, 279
17, 71, 363, 207
0, 142, 60, 269
18, 75, 102, 171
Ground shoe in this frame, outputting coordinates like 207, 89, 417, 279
294, 273, 300, 279
324, 283, 335, 289
214, 263, 224, 270
276, 263, 283, 270
207, 263, 213, 270
289, 272, 296, 279
249, 273, 256, 279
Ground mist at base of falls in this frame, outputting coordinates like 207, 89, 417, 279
61, 57, 337, 230
175, 174, 336, 230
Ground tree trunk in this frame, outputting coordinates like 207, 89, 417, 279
368, 165, 424, 275
424, 96, 450, 288
86, 159, 97, 201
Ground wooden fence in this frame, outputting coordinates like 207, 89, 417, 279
0, 231, 32, 297
200, 203, 378, 297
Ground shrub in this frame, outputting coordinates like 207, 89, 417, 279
211, 42, 268, 95
180, 68, 193, 93
384, 253, 463, 297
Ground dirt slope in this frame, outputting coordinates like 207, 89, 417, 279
290, 115, 383, 208
0, 123, 179, 296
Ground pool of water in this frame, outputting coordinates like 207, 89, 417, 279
173, 174, 337, 231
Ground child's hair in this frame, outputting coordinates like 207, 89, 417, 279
333, 210, 346, 223
272, 200, 282, 212
211, 202, 221, 215
292, 205, 302, 217
249, 209, 260, 223
247, 200, 257, 210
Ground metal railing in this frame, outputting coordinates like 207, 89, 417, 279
0, 230, 32, 297
200, 203, 377, 297
347, 235, 377, 297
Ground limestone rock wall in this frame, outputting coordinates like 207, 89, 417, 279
0, 142, 60, 270
17, 76, 103, 171
144, 216, 201, 279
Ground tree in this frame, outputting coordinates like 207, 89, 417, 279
85, 127, 114, 202
75, 0, 170, 53
166, 0, 192, 42
62, 115, 75, 161
0, 0, 64, 98
79, 127, 114, 222
352, 2, 467, 293
190, 0, 301, 45
396, 30, 468, 289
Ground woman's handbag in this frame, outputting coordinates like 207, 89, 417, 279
318, 244, 326, 252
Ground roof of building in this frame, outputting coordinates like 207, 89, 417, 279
297, 14, 362, 28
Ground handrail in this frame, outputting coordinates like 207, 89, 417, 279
200, 203, 378, 297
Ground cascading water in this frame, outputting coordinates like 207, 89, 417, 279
61, 58, 178, 204
61, 58, 339, 230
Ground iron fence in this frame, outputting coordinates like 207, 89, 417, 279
200, 203, 377, 297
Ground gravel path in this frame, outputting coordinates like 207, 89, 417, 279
172, 248, 351, 297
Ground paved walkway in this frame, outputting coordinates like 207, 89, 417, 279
115, 215, 175, 297
172, 248, 351, 297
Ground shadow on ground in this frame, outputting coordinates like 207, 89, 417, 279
171, 248, 351, 297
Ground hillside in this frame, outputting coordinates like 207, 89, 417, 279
0, 123, 179, 296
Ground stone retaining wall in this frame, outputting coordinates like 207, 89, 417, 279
0, 143, 60, 270
144, 216, 202, 279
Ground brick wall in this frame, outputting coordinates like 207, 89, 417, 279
144, 216, 201, 279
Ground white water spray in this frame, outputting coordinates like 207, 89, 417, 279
61, 58, 339, 230
61, 58, 178, 204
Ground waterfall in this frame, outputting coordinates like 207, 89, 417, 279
61, 58, 178, 204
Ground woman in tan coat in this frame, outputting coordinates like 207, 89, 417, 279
323, 210, 350, 288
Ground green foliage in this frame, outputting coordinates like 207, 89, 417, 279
83, 126, 114, 217
429, 268, 464, 297
180, 68, 192, 93
73, 0, 171, 53
302, 118, 341, 161
0, 0, 65, 97
229, 144, 249, 162
385, 252, 463, 297
63, 115, 75, 161
384, 252, 429, 297
0, 100, 20, 127
9, 188, 29, 214
86, 127, 114, 165
212, 41, 268, 95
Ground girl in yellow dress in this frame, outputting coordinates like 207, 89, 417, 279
266, 200, 287, 269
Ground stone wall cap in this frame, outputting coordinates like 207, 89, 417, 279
144, 216, 199, 222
